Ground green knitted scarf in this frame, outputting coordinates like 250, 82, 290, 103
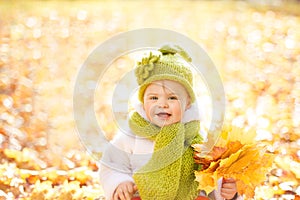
129, 112, 202, 200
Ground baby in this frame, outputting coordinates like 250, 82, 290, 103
100, 45, 239, 200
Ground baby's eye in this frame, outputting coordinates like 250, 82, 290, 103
149, 96, 158, 100
168, 96, 178, 100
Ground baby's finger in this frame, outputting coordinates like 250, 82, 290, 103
118, 189, 126, 200
223, 177, 235, 183
127, 184, 133, 193
221, 187, 236, 193
221, 193, 235, 200
222, 182, 236, 188
123, 190, 132, 200
221, 191, 237, 200
113, 191, 120, 200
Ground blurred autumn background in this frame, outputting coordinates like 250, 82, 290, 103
0, 0, 299, 199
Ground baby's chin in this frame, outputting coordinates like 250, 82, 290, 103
150, 117, 179, 127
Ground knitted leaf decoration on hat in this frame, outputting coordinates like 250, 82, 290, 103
135, 52, 160, 85
159, 45, 192, 62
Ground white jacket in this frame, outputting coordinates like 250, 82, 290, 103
99, 103, 241, 200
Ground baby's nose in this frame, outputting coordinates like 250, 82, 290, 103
158, 98, 169, 108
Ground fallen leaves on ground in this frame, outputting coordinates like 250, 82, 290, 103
0, 148, 104, 200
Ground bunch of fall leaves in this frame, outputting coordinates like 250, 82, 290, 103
193, 126, 275, 198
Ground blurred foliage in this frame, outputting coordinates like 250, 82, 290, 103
0, 0, 299, 199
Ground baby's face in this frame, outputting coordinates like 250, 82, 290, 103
143, 80, 191, 127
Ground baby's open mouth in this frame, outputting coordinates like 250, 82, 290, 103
156, 112, 171, 119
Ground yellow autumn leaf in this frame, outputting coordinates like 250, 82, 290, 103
195, 160, 220, 194
218, 145, 260, 175
195, 171, 215, 195
218, 126, 256, 146
236, 179, 256, 198
221, 141, 243, 159
4, 149, 23, 162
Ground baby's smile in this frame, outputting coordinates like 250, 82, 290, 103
156, 112, 172, 120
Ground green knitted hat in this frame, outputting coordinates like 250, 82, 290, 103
135, 45, 196, 103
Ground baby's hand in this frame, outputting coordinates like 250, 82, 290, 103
221, 178, 238, 200
113, 181, 138, 200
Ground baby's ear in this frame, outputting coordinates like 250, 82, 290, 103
185, 97, 191, 110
